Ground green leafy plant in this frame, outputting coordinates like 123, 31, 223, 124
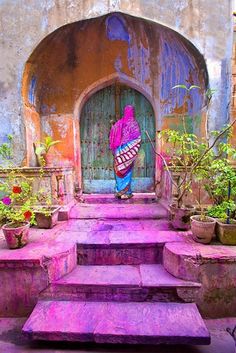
146, 85, 236, 209
34, 136, 61, 166
207, 201, 236, 222
0, 171, 36, 226
0, 135, 56, 227
0, 135, 13, 164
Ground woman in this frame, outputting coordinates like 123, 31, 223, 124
109, 105, 141, 199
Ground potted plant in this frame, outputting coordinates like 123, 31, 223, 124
189, 180, 216, 243
202, 141, 236, 245
208, 200, 236, 246
146, 85, 236, 230
190, 199, 216, 244
34, 136, 61, 167
34, 206, 61, 229
33, 189, 60, 229
0, 172, 36, 249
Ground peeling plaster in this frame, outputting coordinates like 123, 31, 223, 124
0, 0, 233, 166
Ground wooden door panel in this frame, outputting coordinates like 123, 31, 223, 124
80, 85, 155, 193
120, 86, 155, 191
80, 86, 115, 193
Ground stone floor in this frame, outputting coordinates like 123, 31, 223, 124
0, 317, 235, 353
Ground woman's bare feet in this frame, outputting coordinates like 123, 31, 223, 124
120, 194, 133, 200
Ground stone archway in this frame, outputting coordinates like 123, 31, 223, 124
21, 12, 208, 189
73, 73, 157, 190
76, 80, 156, 193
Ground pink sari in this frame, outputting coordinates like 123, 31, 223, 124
109, 105, 141, 195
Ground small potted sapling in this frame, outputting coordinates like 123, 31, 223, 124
34, 136, 61, 167
204, 141, 236, 245
34, 190, 60, 229
208, 182, 236, 245
190, 182, 216, 244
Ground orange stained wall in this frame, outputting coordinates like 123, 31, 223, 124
22, 13, 208, 167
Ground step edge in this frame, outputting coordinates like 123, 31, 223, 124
49, 281, 201, 289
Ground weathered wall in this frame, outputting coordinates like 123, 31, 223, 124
22, 13, 207, 168
0, 0, 233, 167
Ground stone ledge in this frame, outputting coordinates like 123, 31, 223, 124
163, 240, 236, 318
0, 225, 77, 316
163, 241, 236, 282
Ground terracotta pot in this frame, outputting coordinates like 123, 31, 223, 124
2, 222, 30, 249
35, 206, 60, 229
169, 204, 194, 230
190, 215, 216, 244
216, 219, 236, 245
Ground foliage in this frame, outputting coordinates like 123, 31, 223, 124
152, 125, 236, 208
147, 85, 236, 210
203, 159, 236, 205
0, 171, 36, 226
172, 84, 200, 91
0, 135, 54, 227
35, 136, 61, 156
207, 201, 236, 221
0, 135, 13, 164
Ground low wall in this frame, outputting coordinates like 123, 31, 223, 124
0, 167, 74, 205
163, 241, 236, 318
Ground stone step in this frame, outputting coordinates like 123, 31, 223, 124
72, 223, 186, 265
81, 193, 157, 204
22, 300, 210, 345
41, 264, 201, 303
69, 202, 168, 220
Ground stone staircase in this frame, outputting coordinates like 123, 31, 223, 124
22, 194, 210, 345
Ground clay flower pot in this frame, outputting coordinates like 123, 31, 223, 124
2, 222, 30, 249
169, 204, 194, 230
216, 219, 236, 245
190, 215, 216, 244
34, 206, 60, 229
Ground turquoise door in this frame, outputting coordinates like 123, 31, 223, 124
80, 84, 155, 193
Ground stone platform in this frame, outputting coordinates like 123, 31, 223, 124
69, 199, 168, 219
0, 216, 236, 320
1, 197, 236, 346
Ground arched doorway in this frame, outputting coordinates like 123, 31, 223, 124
80, 83, 155, 193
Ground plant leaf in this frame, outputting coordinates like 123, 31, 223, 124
35, 146, 45, 155
45, 136, 53, 146
189, 85, 200, 90
172, 85, 188, 90
47, 140, 61, 148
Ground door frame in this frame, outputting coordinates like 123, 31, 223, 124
73, 73, 159, 193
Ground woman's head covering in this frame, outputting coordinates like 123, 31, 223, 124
123, 105, 135, 120
109, 104, 141, 152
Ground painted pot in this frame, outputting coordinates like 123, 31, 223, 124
169, 204, 194, 230
2, 222, 30, 249
35, 206, 60, 229
216, 219, 236, 245
190, 215, 216, 244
